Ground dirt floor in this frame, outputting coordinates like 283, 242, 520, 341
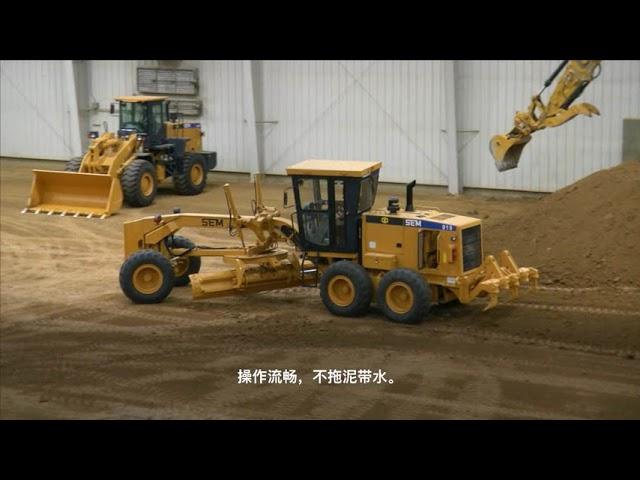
1, 158, 639, 419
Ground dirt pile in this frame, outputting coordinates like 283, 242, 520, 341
485, 161, 640, 287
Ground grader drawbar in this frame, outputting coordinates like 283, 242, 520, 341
23, 96, 216, 218
119, 160, 539, 324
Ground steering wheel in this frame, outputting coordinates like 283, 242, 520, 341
121, 122, 144, 132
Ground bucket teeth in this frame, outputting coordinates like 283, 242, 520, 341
20, 207, 110, 219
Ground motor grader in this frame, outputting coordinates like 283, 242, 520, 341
23, 96, 217, 218
119, 160, 539, 324
490, 60, 601, 172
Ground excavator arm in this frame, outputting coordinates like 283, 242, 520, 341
490, 60, 602, 172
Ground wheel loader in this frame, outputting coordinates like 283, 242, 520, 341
118, 160, 539, 324
23, 96, 217, 218
490, 60, 601, 172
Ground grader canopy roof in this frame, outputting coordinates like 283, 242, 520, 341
286, 160, 381, 177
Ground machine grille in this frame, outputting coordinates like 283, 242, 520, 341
462, 225, 482, 271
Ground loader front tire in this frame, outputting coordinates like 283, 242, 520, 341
320, 261, 373, 317
120, 250, 174, 304
122, 159, 157, 207
173, 155, 207, 196
377, 269, 430, 324
64, 157, 83, 172
167, 235, 201, 287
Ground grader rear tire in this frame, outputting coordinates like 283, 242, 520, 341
377, 269, 430, 324
167, 236, 201, 287
122, 159, 157, 207
320, 261, 373, 317
173, 155, 207, 196
119, 250, 174, 304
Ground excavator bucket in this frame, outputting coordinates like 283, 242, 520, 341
24, 170, 123, 218
489, 134, 532, 172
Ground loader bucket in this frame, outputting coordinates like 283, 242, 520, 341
489, 134, 531, 172
25, 170, 123, 218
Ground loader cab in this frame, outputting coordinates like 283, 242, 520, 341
286, 160, 381, 255
116, 96, 168, 148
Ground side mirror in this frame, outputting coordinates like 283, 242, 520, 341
110, 103, 115, 115
283, 187, 295, 209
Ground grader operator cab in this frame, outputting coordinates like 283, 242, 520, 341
23, 96, 217, 218
119, 160, 539, 324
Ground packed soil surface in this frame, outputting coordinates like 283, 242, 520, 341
1, 158, 639, 419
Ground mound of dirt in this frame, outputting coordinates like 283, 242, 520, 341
485, 161, 640, 288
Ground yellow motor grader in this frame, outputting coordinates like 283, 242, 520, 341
490, 60, 601, 172
23, 96, 217, 218
119, 160, 539, 324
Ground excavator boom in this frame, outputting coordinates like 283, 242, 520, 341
490, 60, 602, 172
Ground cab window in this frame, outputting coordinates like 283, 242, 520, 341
119, 102, 147, 132
298, 178, 329, 246
358, 172, 379, 213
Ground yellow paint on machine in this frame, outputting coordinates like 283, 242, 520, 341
120, 161, 539, 316
490, 60, 602, 172
23, 95, 212, 218
28, 170, 123, 216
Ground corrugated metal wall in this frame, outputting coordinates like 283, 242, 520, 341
198, 61, 255, 172
86, 60, 138, 134
258, 60, 450, 184
457, 60, 640, 192
85, 60, 252, 172
2, 60, 639, 192
0, 60, 77, 160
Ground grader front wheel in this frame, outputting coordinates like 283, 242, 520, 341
377, 269, 430, 324
120, 250, 174, 304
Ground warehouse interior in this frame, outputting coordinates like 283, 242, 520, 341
3, 60, 639, 192
1, 60, 639, 420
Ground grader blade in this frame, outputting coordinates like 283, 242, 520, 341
190, 250, 314, 299
489, 134, 531, 172
25, 170, 123, 218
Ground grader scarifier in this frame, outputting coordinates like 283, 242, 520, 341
119, 160, 539, 324
24, 96, 216, 218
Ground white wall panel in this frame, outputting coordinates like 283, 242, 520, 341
197, 61, 255, 172
84, 60, 251, 173
86, 60, 137, 134
457, 60, 640, 192
0, 60, 77, 160
4, 60, 638, 192
258, 60, 450, 185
